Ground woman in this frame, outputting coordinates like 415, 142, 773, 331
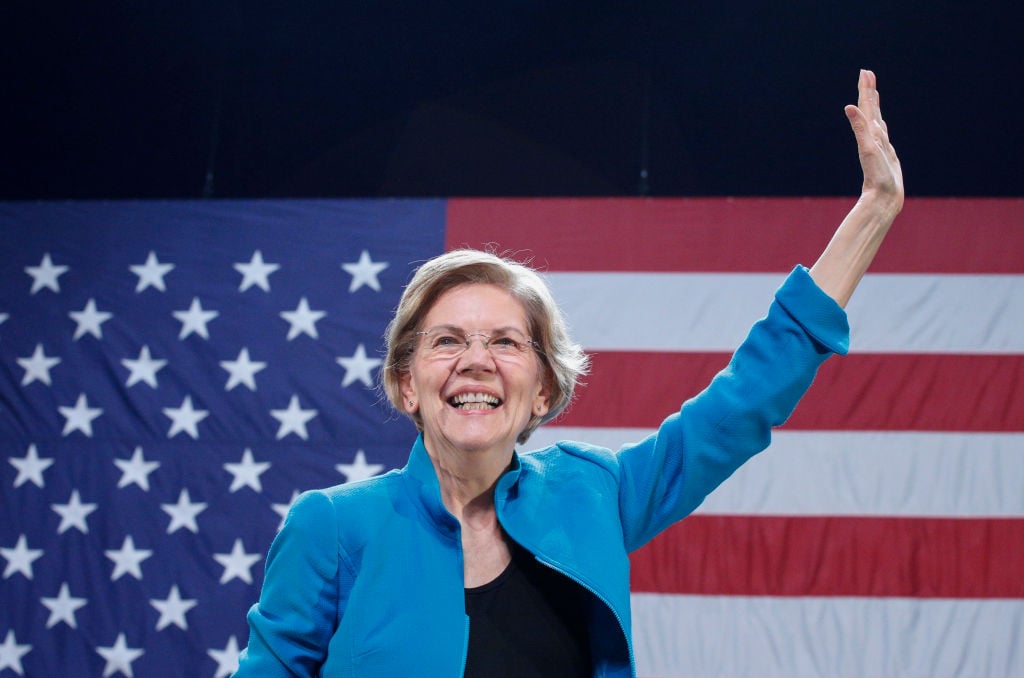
236, 69, 903, 676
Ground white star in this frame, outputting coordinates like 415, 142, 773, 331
105, 535, 152, 581
150, 584, 198, 631
96, 633, 144, 678
1, 535, 44, 579
69, 298, 113, 340
0, 312, 7, 328
224, 449, 271, 493
17, 343, 62, 386
162, 395, 209, 439
270, 395, 318, 440
234, 249, 280, 292
173, 297, 219, 340
341, 249, 389, 292
0, 629, 32, 675
9, 444, 54, 488
336, 343, 383, 388
220, 347, 267, 391
336, 450, 385, 483
52, 489, 98, 534
114, 447, 160, 491
121, 345, 167, 388
279, 297, 326, 340
214, 539, 261, 584
41, 582, 88, 629
25, 252, 69, 294
58, 393, 103, 437
208, 636, 241, 678
272, 490, 302, 530
129, 251, 175, 293
161, 489, 207, 534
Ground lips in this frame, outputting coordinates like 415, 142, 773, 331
448, 392, 502, 410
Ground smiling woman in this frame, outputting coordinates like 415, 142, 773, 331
400, 283, 551, 460
383, 249, 589, 445
235, 70, 904, 677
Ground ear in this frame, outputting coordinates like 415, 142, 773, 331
532, 379, 551, 418
399, 371, 418, 414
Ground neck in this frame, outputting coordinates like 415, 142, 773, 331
424, 438, 513, 525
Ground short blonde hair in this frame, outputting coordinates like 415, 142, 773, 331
383, 249, 589, 444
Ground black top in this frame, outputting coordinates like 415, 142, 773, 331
463, 542, 592, 677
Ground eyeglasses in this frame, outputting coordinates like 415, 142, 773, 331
414, 326, 539, 360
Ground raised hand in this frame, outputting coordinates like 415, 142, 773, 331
807, 70, 905, 307
845, 69, 904, 213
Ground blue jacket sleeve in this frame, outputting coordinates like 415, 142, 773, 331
235, 490, 351, 676
616, 266, 849, 551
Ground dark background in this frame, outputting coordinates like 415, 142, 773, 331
3, 1, 1021, 200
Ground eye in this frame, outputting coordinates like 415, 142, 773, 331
491, 334, 523, 352
432, 333, 463, 349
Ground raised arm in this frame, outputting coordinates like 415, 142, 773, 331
809, 69, 904, 307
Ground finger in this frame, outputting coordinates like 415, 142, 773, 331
849, 102, 893, 154
858, 69, 880, 123
845, 104, 869, 141
848, 98, 903, 183
879, 120, 899, 164
846, 104, 883, 158
875, 88, 890, 132
844, 104, 862, 130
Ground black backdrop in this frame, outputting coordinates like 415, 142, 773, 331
4, 1, 1021, 200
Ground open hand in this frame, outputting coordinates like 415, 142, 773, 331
845, 69, 904, 215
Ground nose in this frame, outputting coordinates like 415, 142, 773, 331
464, 332, 491, 352
457, 334, 495, 371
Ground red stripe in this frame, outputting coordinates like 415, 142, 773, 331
557, 352, 1024, 431
446, 197, 1024, 273
629, 515, 1024, 598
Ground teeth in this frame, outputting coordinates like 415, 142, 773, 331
449, 392, 500, 408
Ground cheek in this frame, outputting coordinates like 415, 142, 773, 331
404, 362, 446, 407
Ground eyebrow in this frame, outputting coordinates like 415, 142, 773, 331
423, 324, 527, 335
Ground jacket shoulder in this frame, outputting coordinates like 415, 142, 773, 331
314, 467, 403, 506
288, 470, 405, 559
523, 440, 620, 480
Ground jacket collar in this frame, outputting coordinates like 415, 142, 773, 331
401, 434, 523, 535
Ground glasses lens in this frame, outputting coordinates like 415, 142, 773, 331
419, 328, 533, 358
487, 331, 528, 355
426, 330, 464, 356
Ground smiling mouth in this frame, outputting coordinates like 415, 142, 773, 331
448, 393, 502, 410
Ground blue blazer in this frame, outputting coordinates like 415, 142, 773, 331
237, 265, 849, 677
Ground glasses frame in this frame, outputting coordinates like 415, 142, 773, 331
413, 325, 541, 361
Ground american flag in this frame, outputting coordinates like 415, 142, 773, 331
447, 198, 1024, 677
2, 197, 1022, 677
1, 200, 439, 676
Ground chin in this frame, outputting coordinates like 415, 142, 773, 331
441, 423, 519, 454
449, 433, 513, 454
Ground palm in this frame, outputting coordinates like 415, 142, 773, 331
846, 70, 904, 208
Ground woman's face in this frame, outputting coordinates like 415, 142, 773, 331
401, 283, 550, 458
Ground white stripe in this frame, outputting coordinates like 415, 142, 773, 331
525, 428, 1024, 517
631, 593, 1024, 678
543, 272, 1024, 353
